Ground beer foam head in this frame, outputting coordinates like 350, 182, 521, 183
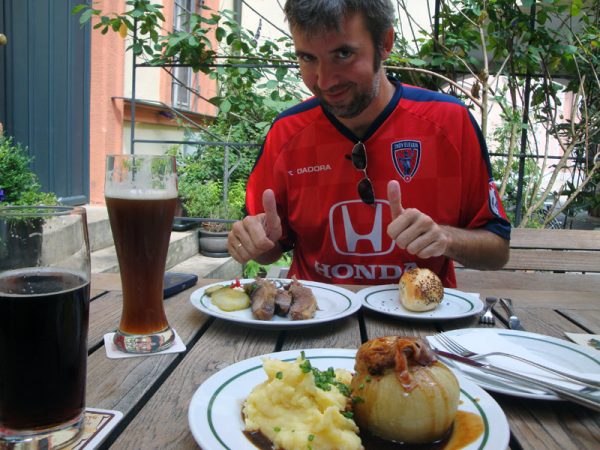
104, 186, 177, 199
104, 155, 178, 198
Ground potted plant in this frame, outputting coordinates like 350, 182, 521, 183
178, 179, 245, 257
0, 134, 58, 269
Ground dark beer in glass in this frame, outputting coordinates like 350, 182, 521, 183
105, 154, 177, 353
0, 206, 90, 448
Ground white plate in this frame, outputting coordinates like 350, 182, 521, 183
189, 279, 361, 329
439, 328, 600, 400
188, 348, 510, 450
359, 285, 483, 321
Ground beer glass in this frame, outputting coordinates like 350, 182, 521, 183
0, 206, 91, 448
105, 154, 177, 353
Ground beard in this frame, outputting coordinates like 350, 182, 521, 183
315, 75, 381, 119
313, 51, 383, 119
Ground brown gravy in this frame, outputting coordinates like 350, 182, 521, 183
243, 410, 483, 450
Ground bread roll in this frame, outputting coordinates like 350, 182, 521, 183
399, 268, 444, 312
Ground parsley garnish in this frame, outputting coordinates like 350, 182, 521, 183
274, 426, 281, 432
276, 371, 283, 379
297, 358, 351, 397
308, 434, 315, 441
299, 359, 312, 373
341, 411, 354, 419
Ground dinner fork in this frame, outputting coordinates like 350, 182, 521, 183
478, 296, 498, 325
435, 332, 600, 389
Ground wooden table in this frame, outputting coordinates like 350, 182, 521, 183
87, 273, 600, 450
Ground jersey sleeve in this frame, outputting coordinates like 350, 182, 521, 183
245, 126, 295, 251
459, 110, 511, 240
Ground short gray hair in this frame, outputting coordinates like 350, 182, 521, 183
284, 0, 395, 51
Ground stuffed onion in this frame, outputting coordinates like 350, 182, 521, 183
350, 336, 459, 444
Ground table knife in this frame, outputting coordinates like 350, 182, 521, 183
434, 349, 600, 412
500, 297, 526, 331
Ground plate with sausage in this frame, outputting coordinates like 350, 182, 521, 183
189, 278, 361, 329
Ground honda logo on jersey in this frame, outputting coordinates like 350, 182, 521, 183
329, 200, 396, 256
392, 140, 421, 181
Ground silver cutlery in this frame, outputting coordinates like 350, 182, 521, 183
434, 349, 600, 412
435, 332, 600, 389
499, 297, 525, 330
478, 296, 498, 325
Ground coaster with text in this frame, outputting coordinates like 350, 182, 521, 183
66, 408, 123, 450
103, 330, 186, 359
565, 332, 600, 351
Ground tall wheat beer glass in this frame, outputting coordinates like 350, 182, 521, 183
105, 154, 177, 353
0, 206, 91, 448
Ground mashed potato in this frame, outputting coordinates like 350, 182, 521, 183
243, 355, 362, 450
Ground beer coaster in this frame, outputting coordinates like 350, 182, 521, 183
103, 330, 186, 359
66, 408, 123, 449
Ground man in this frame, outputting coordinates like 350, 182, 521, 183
227, 0, 510, 287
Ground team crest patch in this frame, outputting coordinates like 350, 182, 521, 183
392, 140, 421, 182
488, 180, 502, 218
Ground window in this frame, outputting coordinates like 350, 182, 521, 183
172, 0, 201, 109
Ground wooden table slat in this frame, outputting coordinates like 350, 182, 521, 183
82, 273, 600, 450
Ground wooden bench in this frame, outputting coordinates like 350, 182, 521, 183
268, 229, 600, 291
456, 228, 600, 291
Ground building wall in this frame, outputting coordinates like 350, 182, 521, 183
89, 0, 125, 205
89, 0, 219, 204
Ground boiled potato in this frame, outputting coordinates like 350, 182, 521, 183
205, 284, 226, 295
210, 288, 250, 311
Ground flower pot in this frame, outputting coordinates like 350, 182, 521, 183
198, 228, 229, 258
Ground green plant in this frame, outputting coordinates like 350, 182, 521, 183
243, 252, 292, 279
392, 0, 600, 227
74, 2, 304, 189
178, 177, 245, 232
0, 134, 58, 206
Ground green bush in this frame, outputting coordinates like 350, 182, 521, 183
0, 134, 57, 206
178, 177, 246, 230
243, 252, 292, 279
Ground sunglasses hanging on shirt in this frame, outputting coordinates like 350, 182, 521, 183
351, 141, 375, 205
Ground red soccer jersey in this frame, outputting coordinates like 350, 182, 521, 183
246, 80, 510, 287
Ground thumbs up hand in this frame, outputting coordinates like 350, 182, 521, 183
386, 180, 449, 259
228, 189, 283, 263
260, 189, 283, 243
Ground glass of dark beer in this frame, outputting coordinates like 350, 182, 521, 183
105, 154, 178, 353
0, 206, 91, 448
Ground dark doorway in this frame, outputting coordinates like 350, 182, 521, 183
0, 0, 90, 205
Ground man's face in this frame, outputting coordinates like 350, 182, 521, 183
292, 13, 382, 119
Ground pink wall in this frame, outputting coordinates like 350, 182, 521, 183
88, 0, 219, 204
88, 0, 125, 205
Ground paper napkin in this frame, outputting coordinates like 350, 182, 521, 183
565, 333, 600, 351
